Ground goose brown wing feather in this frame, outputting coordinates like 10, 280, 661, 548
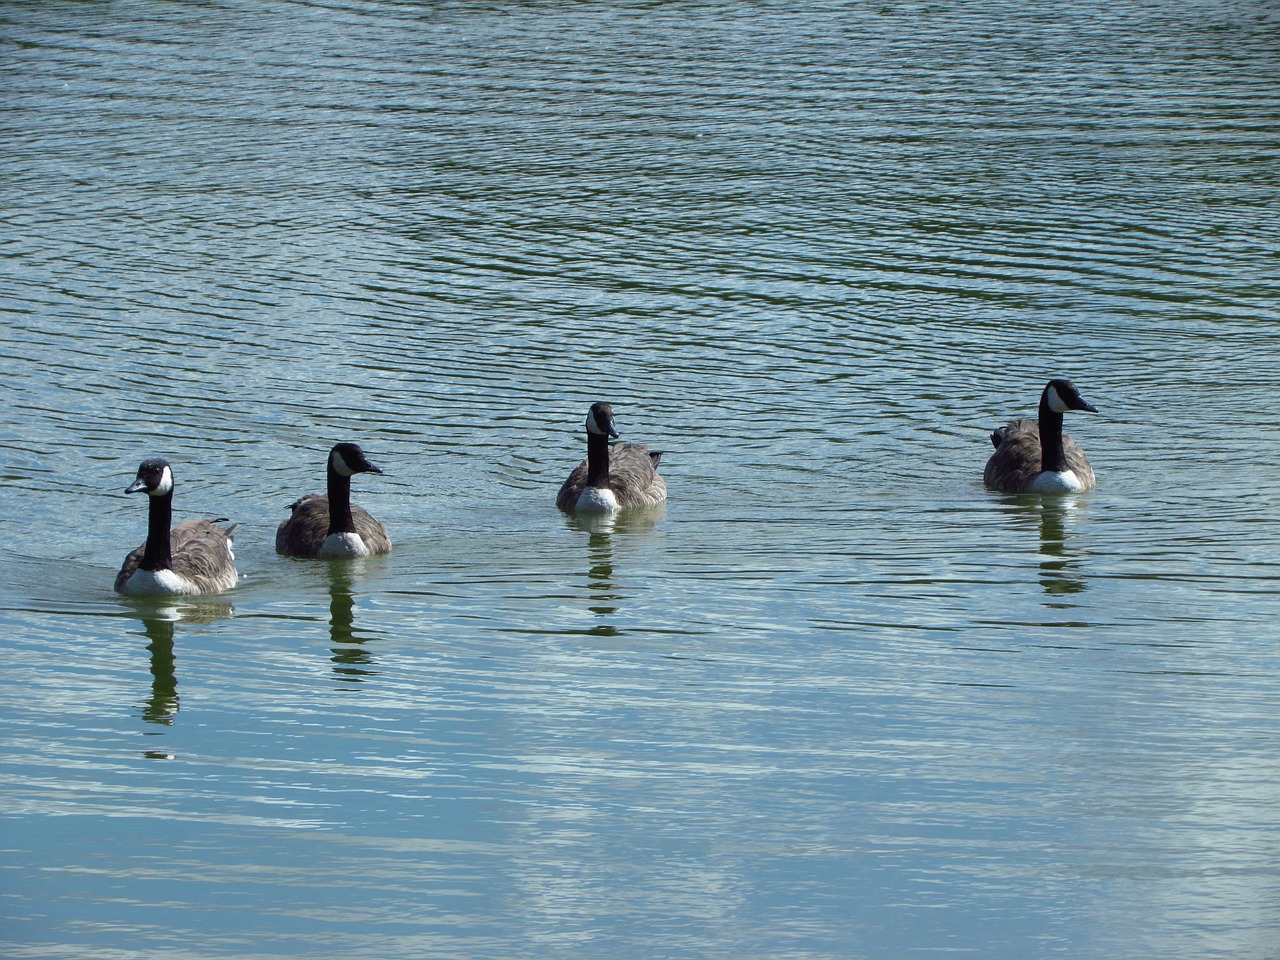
169, 520, 239, 592
275, 494, 329, 556
351, 507, 393, 555
555, 462, 591, 511
113, 544, 146, 594
984, 419, 1042, 492
606, 443, 667, 508
1062, 441, 1094, 488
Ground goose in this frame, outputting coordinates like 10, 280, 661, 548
115, 459, 240, 597
984, 379, 1099, 493
276, 442, 391, 558
556, 401, 667, 513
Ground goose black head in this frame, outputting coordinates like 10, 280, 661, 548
125, 458, 174, 497
1044, 379, 1098, 414
329, 442, 383, 478
585, 402, 620, 439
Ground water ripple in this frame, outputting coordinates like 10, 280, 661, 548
2, 1, 1279, 957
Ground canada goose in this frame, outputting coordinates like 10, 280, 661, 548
276, 442, 391, 558
115, 459, 240, 597
984, 379, 1098, 493
556, 401, 667, 513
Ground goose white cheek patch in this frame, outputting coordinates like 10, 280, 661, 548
586, 409, 610, 435
1045, 385, 1068, 413
329, 450, 357, 477
152, 465, 174, 497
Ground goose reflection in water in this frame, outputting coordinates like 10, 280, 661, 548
1035, 500, 1089, 599
140, 617, 178, 726
996, 497, 1089, 599
565, 505, 666, 637
326, 561, 381, 683
130, 599, 234, 731
586, 528, 619, 632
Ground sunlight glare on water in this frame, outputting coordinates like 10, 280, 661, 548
1, 1, 1278, 958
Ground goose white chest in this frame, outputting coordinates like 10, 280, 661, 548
119, 568, 201, 597
1028, 470, 1086, 493
318, 532, 372, 558
576, 486, 621, 514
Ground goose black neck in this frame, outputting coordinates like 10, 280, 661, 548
326, 464, 356, 535
140, 491, 174, 572
1038, 392, 1068, 473
586, 431, 611, 489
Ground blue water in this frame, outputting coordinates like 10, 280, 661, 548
2, 1, 1279, 958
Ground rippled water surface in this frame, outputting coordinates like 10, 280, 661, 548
2, 1, 1279, 957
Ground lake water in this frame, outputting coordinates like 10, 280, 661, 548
2, 1, 1279, 957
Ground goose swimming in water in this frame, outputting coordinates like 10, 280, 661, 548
984, 379, 1098, 493
276, 442, 392, 558
556, 401, 667, 513
115, 459, 240, 597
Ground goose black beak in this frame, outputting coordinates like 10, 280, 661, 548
125, 479, 148, 495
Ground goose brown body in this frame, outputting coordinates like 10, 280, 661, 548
984, 379, 1098, 494
276, 443, 391, 558
557, 443, 667, 511
556, 402, 667, 513
116, 519, 239, 595
276, 494, 391, 557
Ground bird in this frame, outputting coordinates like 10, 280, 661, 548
115, 458, 240, 597
984, 379, 1099, 493
556, 401, 667, 513
275, 442, 391, 558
